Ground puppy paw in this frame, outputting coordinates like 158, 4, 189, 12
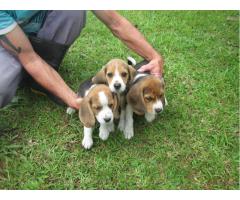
66, 107, 76, 115
99, 131, 110, 141
123, 128, 134, 140
145, 113, 156, 122
118, 119, 125, 132
82, 138, 93, 149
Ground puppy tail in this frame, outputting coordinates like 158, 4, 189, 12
127, 56, 136, 66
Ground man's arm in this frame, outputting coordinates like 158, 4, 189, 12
0, 25, 80, 109
93, 11, 164, 77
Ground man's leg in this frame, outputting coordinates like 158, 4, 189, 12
37, 10, 87, 46
28, 11, 87, 105
0, 46, 23, 108
29, 10, 87, 69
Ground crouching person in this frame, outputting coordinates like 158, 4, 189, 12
0, 10, 163, 109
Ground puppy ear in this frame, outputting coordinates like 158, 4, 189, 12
92, 67, 107, 84
128, 65, 137, 82
79, 98, 95, 128
112, 93, 120, 119
127, 84, 146, 115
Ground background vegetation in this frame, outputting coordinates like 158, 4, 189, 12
0, 11, 239, 189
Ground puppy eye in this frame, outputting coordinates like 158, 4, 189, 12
121, 72, 127, 77
145, 96, 153, 102
108, 103, 113, 108
107, 72, 113, 78
96, 106, 102, 110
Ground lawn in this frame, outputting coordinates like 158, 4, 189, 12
0, 11, 239, 189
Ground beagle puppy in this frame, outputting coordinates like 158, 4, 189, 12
92, 58, 136, 94
68, 80, 118, 149
92, 58, 137, 132
123, 67, 167, 139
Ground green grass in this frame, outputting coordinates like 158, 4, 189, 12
0, 11, 239, 189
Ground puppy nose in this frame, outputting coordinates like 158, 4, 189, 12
114, 83, 121, 89
104, 117, 111, 122
155, 108, 162, 113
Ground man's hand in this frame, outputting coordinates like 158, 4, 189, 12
138, 56, 164, 77
71, 97, 82, 110
93, 11, 164, 77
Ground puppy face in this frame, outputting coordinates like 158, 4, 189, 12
79, 85, 118, 127
127, 76, 166, 115
143, 80, 166, 114
92, 59, 136, 94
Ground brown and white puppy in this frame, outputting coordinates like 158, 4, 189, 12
92, 58, 137, 131
92, 58, 136, 94
74, 83, 118, 149
124, 74, 167, 139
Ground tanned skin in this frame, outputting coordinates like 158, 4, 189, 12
93, 11, 164, 76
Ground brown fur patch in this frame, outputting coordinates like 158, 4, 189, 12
127, 76, 165, 114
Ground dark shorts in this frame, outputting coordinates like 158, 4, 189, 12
0, 11, 86, 108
